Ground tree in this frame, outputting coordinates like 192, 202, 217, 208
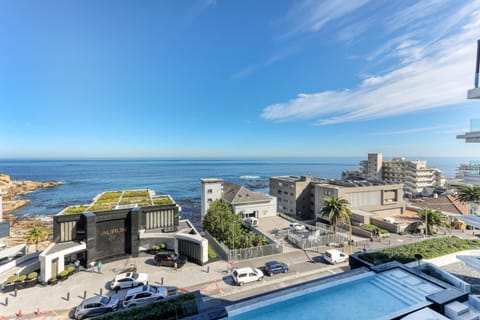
418, 209, 450, 235
25, 225, 48, 252
320, 196, 351, 232
456, 185, 480, 214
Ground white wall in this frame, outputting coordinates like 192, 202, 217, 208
233, 198, 277, 218
40, 242, 86, 282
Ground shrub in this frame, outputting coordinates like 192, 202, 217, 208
6, 275, 17, 283
66, 266, 75, 274
359, 238, 480, 265
160, 243, 166, 249
27, 272, 38, 280
208, 246, 217, 259
17, 275, 27, 282
151, 245, 160, 252
59, 270, 69, 278
96, 293, 198, 320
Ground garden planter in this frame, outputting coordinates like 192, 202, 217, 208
2, 282, 16, 293
24, 279, 37, 288
48, 278, 58, 286
14, 281, 25, 290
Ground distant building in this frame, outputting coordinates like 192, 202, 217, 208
41, 189, 208, 283
201, 178, 277, 221
347, 153, 445, 197
269, 176, 326, 219
314, 181, 405, 222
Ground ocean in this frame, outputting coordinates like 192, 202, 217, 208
0, 157, 471, 226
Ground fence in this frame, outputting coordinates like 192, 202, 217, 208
228, 242, 283, 261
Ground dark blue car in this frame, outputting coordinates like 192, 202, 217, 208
265, 261, 289, 276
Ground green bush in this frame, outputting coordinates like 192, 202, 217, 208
27, 272, 38, 280
160, 243, 166, 249
17, 275, 27, 282
96, 293, 198, 320
59, 270, 69, 278
6, 275, 18, 283
208, 246, 217, 259
360, 238, 480, 265
66, 266, 75, 273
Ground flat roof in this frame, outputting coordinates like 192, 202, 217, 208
60, 189, 175, 215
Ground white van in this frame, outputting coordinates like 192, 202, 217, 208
231, 267, 264, 286
324, 249, 348, 265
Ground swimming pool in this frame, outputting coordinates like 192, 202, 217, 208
226, 268, 444, 320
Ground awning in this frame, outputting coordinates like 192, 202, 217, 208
456, 215, 480, 229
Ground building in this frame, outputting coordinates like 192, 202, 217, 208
353, 153, 445, 196
201, 178, 277, 221
40, 189, 208, 283
269, 176, 326, 219
314, 180, 405, 222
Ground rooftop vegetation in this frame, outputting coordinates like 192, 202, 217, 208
359, 238, 480, 265
62, 189, 173, 215
63, 205, 90, 215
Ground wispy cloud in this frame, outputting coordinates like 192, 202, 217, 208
231, 47, 299, 80
261, 1, 480, 125
282, 0, 370, 38
370, 125, 458, 136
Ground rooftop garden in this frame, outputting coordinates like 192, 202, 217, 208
359, 238, 480, 265
60, 189, 174, 215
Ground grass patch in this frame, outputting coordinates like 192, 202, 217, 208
153, 197, 173, 205
63, 205, 90, 214
123, 190, 149, 198
361, 224, 389, 234
359, 238, 480, 265
96, 191, 122, 203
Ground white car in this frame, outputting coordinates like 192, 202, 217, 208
232, 267, 264, 286
110, 272, 148, 291
324, 249, 348, 265
122, 285, 168, 308
289, 223, 305, 231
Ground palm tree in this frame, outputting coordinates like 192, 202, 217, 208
25, 225, 48, 252
456, 185, 480, 214
418, 209, 449, 235
320, 196, 352, 232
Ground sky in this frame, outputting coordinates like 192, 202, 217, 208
1, 0, 480, 158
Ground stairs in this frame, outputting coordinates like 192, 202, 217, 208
444, 300, 479, 320
370, 273, 426, 305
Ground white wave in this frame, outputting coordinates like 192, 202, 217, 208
240, 175, 261, 180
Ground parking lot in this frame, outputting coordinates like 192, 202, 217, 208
0, 232, 348, 319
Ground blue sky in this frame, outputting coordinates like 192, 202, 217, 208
1, 0, 480, 158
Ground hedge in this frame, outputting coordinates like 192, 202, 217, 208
96, 293, 198, 320
359, 238, 480, 265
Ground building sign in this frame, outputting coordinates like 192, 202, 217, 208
96, 220, 127, 258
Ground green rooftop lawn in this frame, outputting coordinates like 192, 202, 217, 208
96, 191, 122, 203
123, 190, 149, 198
89, 202, 116, 212
152, 197, 172, 205
359, 238, 480, 265
63, 205, 90, 215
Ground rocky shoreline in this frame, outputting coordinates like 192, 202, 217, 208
0, 174, 62, 247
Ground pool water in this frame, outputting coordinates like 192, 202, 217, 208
227, 270, 441, 320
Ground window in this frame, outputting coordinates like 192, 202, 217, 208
207, 189, 212, 194
207, 198, 212, 202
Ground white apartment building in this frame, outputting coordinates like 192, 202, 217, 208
357, 153, 445, 196
200, 178, 277, 222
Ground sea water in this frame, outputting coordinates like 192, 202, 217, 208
0, 157, 470, 226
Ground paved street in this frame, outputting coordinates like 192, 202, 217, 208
0, 217, 475, 320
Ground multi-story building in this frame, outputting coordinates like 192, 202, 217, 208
201, 178, 277, 221
314, 181, 405, 221
355, 153, 445, 196
269, 176, 326, 218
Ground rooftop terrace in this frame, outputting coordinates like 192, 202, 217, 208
60, 189, 174, 215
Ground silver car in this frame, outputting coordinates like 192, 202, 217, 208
74, 295, 119, 320
122, 285, 168, 308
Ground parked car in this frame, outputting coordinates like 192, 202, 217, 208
110, 272, 148, 291
122, 285, 168, 308
154, 252, 187, 268
323, 249, 348, 265
244, 217, 259, 227
264, 261, 289, 276
231, 267, 263, 286
74, 295, 120, 320
289, 223, 305, 231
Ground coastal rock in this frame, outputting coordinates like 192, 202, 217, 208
0, 174, 62, 215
